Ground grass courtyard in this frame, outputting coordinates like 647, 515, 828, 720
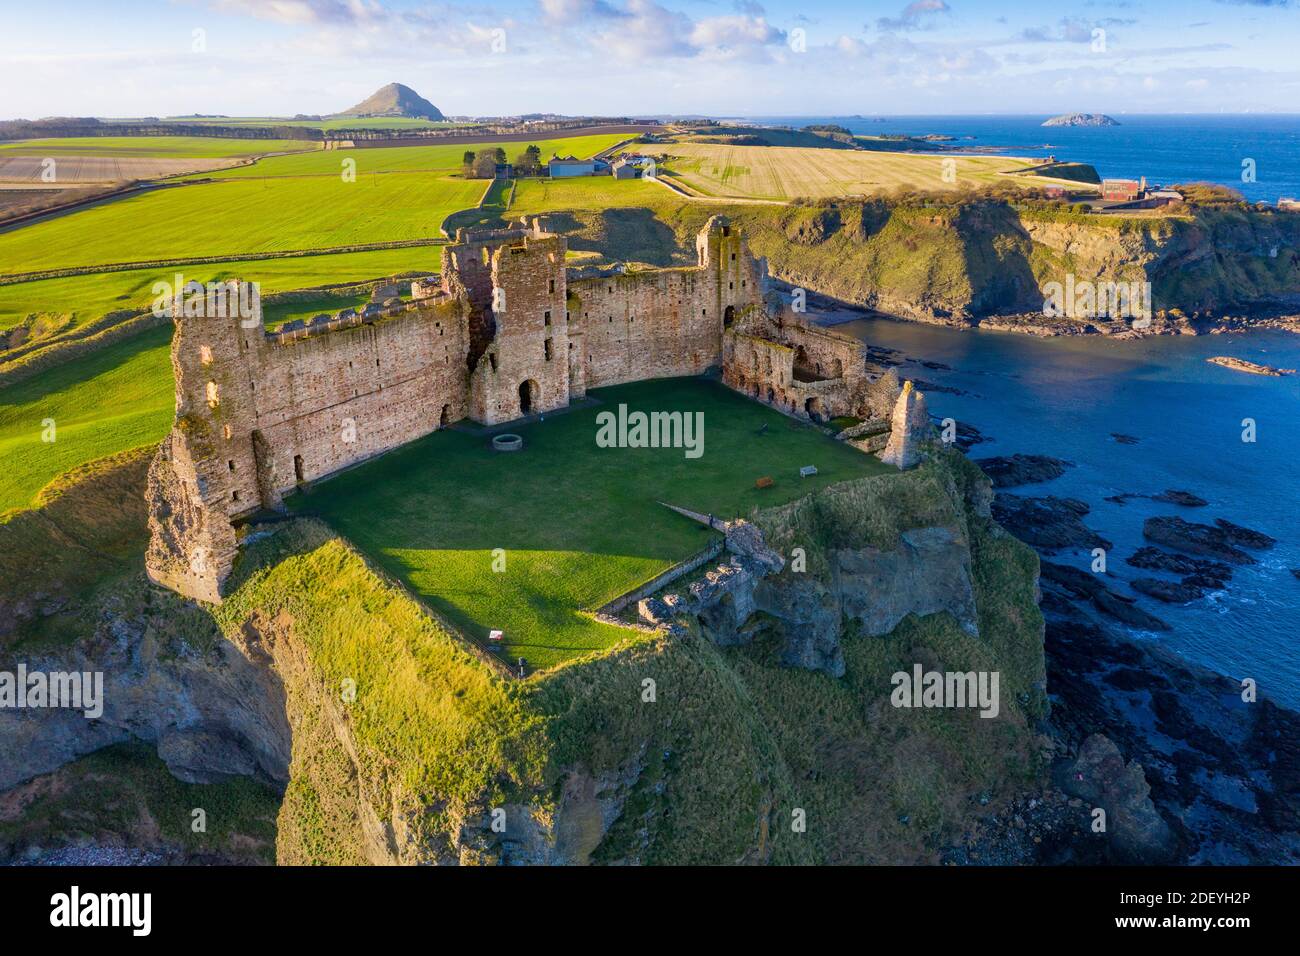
292, 376, 890, 671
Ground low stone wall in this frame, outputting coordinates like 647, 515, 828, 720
598, 538, 725, 617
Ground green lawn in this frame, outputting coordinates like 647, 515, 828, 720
0, 247, 443, 332
294, 376, 889, 671
0, 325, 173, 514
0, 136, 317, 158
0, 174, 480, 274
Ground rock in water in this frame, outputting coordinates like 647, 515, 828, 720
1130, 578, 1205, 604
879, 380, 931, 469
1060, 734, 1177, 863
1152, 489, 1208, 507
1143, 516, 1269, 565
974, 453, 1073, 488
1213, 518, 1276, 550
992, 494, 1111, 552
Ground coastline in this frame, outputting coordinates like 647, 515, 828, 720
817, 299, 1300, 863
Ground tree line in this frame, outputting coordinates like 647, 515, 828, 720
462, 144, 544, 179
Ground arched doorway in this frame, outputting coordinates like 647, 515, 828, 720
723, 305, 735, 328
440, 404, 451, 427
518, 379, 538, 416
805, 397, 826, 423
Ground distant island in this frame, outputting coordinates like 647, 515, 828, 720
1042, 112, 1119, 128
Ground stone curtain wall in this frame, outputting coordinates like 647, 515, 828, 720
147, 290, 470, 600
252, 301, 470, 491
571, 215, 766, 389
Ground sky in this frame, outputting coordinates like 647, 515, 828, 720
3, 0, 1300, 118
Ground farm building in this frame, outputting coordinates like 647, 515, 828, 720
612, 157, 642, 179
549, 156, 597, 177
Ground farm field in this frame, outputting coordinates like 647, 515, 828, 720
510, 175, 685, 214
640, 142, 1074, 199
0, 324, 173, 514
188, 133, 632, 179
0, 247, 444, 332
0, 174, 481, 274
295, 376, 890, 670
164, 116, 466, 131
0, 136, 317, 158
0, 154, 244, 183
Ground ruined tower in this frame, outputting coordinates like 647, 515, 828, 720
879, 380, 932, 470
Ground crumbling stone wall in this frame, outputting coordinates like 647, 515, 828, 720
146, 286, 471, 601
570, 216, 765, 388
721, 302, 897, 425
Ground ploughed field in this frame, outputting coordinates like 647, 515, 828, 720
0, 155, 247, 183
0, 136, 317, 159
292, 376, 890, 671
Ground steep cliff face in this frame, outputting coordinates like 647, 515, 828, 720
711, 201, 1300, 326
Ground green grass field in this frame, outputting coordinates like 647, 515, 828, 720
0, 136, 317, 157
294, 376, 889, 670
187, 134, 631, 180
0, 325, 172, 514
0, 247, 443, 332
0, 175, 479, 274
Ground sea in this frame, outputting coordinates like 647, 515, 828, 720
831, 317, 1300, 709
736, 114, 1300, 204
726, 114, 1300, 706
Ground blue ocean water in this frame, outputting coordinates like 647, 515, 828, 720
737, 114, 1300, 203
833, 316, 1300, 708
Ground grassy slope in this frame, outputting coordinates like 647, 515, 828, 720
296, 376, 889, 670
0, 136, 318, 157
213, 450, 1044, 864
214, 521, 551, 863
0, 325, 172, 513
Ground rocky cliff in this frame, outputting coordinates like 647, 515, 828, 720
0, 446, 1049, 865
540, 198, 1300, 334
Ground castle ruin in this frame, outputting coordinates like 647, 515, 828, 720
146, 216, 923, 602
